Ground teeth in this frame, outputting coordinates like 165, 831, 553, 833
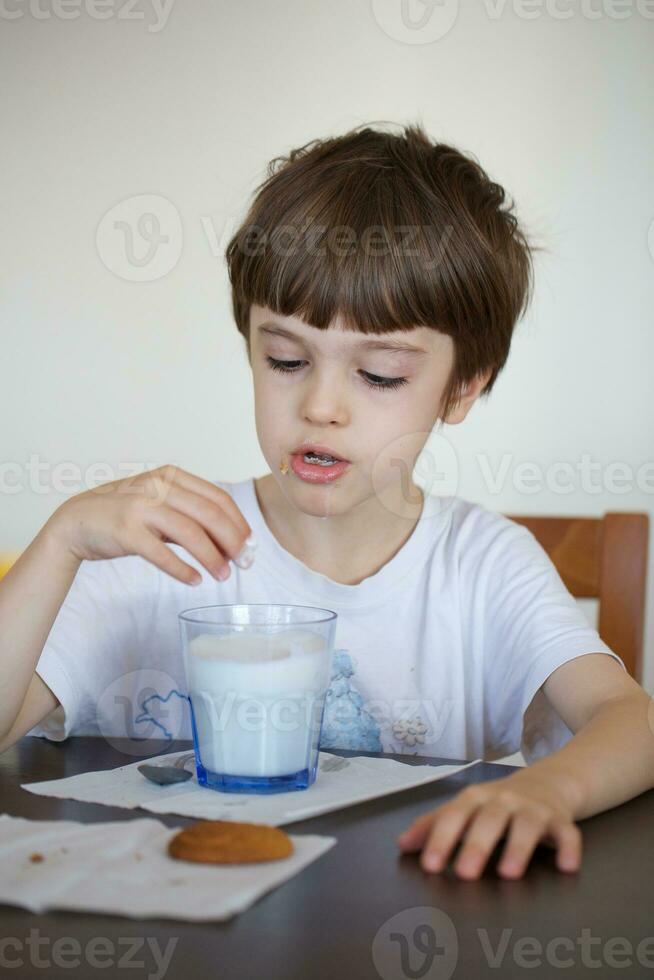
304, 452, 337, 466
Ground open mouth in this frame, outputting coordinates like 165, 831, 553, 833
301, 451, 340, 467
287, 451, 351, 484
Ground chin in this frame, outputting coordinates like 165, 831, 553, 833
285, 481, 350, 518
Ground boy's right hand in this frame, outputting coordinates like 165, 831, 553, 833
46, 464, 256, 586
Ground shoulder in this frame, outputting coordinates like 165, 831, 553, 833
433, 495, 552, 603
440, 495, 537, 562
67, 549, 163, 605
209, 475, 251, 505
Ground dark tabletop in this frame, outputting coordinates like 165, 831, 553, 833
2, 737, 654, 979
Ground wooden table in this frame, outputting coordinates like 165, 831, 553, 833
2, 737, 654, 979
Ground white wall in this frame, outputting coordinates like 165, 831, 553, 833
2, 1, 653, 687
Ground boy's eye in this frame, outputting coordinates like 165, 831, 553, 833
265, 356, 409, 392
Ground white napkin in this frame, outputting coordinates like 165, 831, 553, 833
22, 751, 479, 824
0, 813, 335, 921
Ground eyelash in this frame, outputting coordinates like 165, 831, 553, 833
265, 357, 409, 392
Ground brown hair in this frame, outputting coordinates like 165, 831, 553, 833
225, 121, 538, 424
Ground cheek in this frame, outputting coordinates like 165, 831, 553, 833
410, 375, 447, 427
252, 364, 278, 405
368, 386, 432, 435
362, 392, 436, 485
252, 375, 289, 445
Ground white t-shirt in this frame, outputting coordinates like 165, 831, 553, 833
28, 477, 625, 764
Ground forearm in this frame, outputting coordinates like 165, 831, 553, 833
509, 691, 654, 821
0, 516, 81, 737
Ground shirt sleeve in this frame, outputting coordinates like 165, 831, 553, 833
479, 517, 627, 764
26, 552, 163, 742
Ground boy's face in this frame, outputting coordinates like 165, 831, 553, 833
248, 303, 485, 520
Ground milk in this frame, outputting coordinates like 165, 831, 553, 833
187, 628, 330, 778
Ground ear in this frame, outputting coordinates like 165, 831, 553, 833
442, 369, 493, 425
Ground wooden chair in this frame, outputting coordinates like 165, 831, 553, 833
1, 513, 650, 680
504, 512, 649, 682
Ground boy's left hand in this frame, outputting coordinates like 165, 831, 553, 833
396, 771, 582, 880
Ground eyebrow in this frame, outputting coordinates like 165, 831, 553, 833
256, 324, 429, 355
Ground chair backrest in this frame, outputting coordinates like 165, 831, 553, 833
1, 515, 650, 677
504, 512, 649, 681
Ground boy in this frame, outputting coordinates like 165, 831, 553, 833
1, 123, 651, 882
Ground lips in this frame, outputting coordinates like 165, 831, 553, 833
291, 442, 349, 462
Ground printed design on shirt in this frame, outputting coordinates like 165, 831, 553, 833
391, 715, 429, 751
134, 689, 189, 739
319, 649, 382, 752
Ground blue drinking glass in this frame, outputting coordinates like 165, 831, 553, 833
178, 603, 337, 794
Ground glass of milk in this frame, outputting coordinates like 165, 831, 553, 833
178, 603, 337, 794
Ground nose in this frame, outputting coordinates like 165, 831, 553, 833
299, 365, 350, 427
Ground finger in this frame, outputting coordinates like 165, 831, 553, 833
548, 817, 583, 873
449, 803, 512, 880
496, 808, 552, 879
408, 797, 486, 873
419, 803, 484, 873
397, 811, 439, 852
146, 504, 232, 582
147, 484, 248, 563
154, 465, 252, 540
539, 820, 581, 862
398, 789, 487, 862
131, 528, 204, 586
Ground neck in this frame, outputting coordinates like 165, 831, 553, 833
253, 473, 425, 586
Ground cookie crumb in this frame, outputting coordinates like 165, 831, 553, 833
29, 853, 44, 863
